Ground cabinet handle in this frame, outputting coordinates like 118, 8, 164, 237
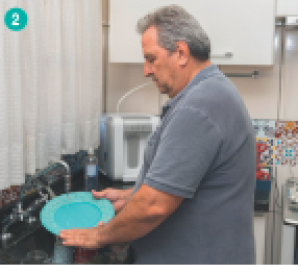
211, 52, 233, 58
225, 70, 259, 79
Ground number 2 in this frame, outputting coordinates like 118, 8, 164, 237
12, 12, 19, 26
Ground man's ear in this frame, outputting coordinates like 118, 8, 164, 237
175, 41, 190, 67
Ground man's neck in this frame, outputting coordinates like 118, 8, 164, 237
189, 60, 212, 83
170, 60, 212, 98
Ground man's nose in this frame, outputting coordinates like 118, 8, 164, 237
144, 62, 153, 77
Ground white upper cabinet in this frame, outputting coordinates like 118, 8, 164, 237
110, 0, 276, 66
276, 0, 298, 17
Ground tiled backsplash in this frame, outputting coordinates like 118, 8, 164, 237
0, 186, 21, 208
253, 120, 298, 166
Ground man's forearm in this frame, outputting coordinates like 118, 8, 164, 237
97, 185, 182, 246
59, 185, 183, 249
98, 191, 164, 245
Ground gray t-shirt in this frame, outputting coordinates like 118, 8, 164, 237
131, 64, 256, 264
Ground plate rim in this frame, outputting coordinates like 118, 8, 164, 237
40, 191, 115, 235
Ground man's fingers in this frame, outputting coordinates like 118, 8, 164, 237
92, 189, 106, 198
97, 221, 104, 227
112, 200, 126, 213
92, 189, 120, 201
60, 232, 84, 246
60, 228, 100, 249
62, 237, 98, 248
62, 239, 78, 246
92, 189, 114, 198
59, 229, 70, 238
60, 230, 75, 243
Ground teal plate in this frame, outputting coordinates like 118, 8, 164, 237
40, 192, 115, 235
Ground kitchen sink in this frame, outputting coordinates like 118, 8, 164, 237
0, 222, 133, 264
0, 224, 55, 264
0, 174, 134, 264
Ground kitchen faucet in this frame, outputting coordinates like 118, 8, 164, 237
52, 160, 71, 194
1, 160, 71, 243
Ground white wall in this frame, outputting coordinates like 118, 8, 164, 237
106, 64, 160, 114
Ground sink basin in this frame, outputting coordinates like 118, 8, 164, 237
0, 223, 133, 264
0, 224, 55, 264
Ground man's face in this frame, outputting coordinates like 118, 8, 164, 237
141, 26, 177, 98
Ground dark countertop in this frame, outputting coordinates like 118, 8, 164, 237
98, 173, 135, 191
0, 171, 134, 264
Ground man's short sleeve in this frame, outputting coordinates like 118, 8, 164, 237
144, 106, 222, 198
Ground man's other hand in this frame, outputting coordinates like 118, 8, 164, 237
92, 188, 130, 214
60, 221, 104, 248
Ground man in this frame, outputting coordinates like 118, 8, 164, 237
60, 5, 256, 264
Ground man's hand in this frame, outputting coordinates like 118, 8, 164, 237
92, 188, 132, 214
60, 222, 104, 248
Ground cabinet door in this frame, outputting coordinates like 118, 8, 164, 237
110, 0, 275, 65
276, 0, 298, 17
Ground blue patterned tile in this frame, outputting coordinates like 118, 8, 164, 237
256, 137, 275, 167
275, 122, 298, 166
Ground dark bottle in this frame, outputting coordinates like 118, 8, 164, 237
84, 148, 99, 191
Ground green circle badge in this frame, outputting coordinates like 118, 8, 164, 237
4, 7, 28, 31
